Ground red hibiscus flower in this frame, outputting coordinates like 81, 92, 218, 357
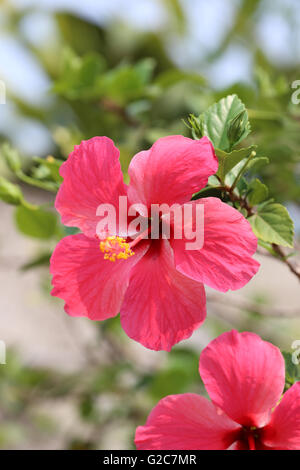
50, 136, 259, 350
135, 330, 300, 450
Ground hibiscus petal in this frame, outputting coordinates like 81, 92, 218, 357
55, 137, 127, 238
135, 393, 241, 450
199, 330, 285, 427
171, 198, 260, 292
127, 136, 218, 208
50, 234, 149, 320
120, 240, 206, 351
261, 382, 300, 450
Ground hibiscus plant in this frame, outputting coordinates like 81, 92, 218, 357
0, 4, 299, 451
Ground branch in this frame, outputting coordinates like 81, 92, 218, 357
219, 184, 254, 216
271, 244, 300, 281
217, 184, 299, 282
207, 293, 300, 318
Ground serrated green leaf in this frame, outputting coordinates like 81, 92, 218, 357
15, 206, 57, 239
216, 145, 256, 182
248, 202, 294, 247
247, 178, 269, 206
200, 94, 251, 151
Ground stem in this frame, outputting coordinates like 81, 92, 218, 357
230, 150, 256, 192
199, 183, 300, 282
21, 199, 38, 211
272, 244, 300, 282
207, 292, 300, 317
16, 170, 58, 193
219, 185, 254, 217
247, 109, 282, 122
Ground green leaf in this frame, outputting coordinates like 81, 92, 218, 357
98, 59, 156, 105
246, 156, 269, 174
207, 175, 220, 186
149, 348, 199, 399
20, 252, 52, 271
216, 145, 256, 182
224, 158, 248, 188
257, 239, 278, 256
156, 69, 205, 88
33, 156, 63, 184
53, 48, 106, 100
134, 58, 156, 84
15, 206, 57, 239
162, 0, 186, 34
282, 351, 300, 389
247, 178, 269, 206
248, 202, 294, 248
0, 177, 24, 205
1, 143, 21, 172
199, 94, 251, 151
255, 67, 289, 98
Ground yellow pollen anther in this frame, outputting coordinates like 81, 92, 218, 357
99, 236, 135, 262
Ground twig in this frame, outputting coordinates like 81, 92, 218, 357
230, 150, 256, 192
271, 244, 300, 282
216, 184, 299, 281
207, 293, 300, 318
16, 170, 58, 193
219, 184, 254, 216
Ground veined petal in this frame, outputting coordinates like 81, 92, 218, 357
171, 198, 259, 292
127, 136, 218, 208
135, 394, 240, 450
261, 382, 300, 450
55, 137, 127, 238
50, 233, 149, 320
120, 240, 206, 351
199, 330, 285, 428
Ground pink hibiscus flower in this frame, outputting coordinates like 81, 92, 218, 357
135, 330, 300, 450
50, 136, 259, 351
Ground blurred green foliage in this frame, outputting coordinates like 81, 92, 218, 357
0, 0, 299, 450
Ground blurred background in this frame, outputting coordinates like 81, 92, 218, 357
0, 0, 299, 449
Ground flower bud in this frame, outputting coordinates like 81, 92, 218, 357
227, 110, 248, 147
187, 114, 203, 140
